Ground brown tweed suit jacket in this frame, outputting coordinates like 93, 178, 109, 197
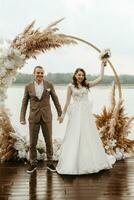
20, 80, 62, 123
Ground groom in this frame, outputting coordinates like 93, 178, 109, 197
20, 66, 62, 173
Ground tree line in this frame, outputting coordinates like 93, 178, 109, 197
14, 73, 134, 85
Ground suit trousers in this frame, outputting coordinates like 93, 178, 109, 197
29, 117, 53, 165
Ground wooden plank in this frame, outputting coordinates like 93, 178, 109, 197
0, 158, 134, 199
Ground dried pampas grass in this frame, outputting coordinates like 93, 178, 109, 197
0, 108, 17, 162
95, 82, 134, 155
11, 18, 77, 59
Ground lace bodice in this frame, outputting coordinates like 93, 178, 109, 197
70, 84, 89, 102
62, 83, 89, 117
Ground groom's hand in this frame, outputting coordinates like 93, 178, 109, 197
20, 120, 26, 125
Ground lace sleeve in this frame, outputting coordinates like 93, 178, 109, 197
61, 84, 72, 118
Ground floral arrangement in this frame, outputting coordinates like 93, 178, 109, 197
95, 82, 134, 160
0, 39, 25, 103
0, 108, 17, 162
11, 18, 76, 59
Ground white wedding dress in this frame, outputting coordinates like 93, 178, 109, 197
56, 83, 115, 175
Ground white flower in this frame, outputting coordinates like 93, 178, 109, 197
14, 142, 25, 151
20, 54, 26, 60
105, 145, 109, 150
108, 139, 117, 147
106, 154, 116, 165
120, 148, 125, 153
114, 147, 125, 160
115, 151, 123, 160
4, 60, 15, 70
14, 47, 20, 53
52, 138, 62, 160
18, 150, 27, 159
0, 39, 26, 103
0, 68, 6, 77
37, 139, 45, 150
37, 151, 45, 160
100, 49, 111, 61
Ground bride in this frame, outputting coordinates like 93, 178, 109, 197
56, 59, 115, 175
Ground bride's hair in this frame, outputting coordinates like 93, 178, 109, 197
72, 68, 90, 89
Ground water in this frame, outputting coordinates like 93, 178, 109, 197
5, 85, 134, 140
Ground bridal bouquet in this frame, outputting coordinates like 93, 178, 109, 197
100, 49, 111, 60
99, 49, 111, 65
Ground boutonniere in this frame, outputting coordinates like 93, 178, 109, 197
46, 88, 51, 92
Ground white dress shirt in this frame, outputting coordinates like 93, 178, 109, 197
34, 81, 44, 99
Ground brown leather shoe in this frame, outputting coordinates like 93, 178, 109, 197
27, 165, 37, 174
47, 164, 56, 172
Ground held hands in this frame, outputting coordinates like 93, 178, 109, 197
57, 115, 64, 123
20, 120, 26, 125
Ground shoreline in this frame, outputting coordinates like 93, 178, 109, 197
12, 83, 134, 89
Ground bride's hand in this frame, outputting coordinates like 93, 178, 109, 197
102, 58, 108, 67
57, 116, 64, 123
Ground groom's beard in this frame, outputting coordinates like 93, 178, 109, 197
36, 76, 44, 81
37, 76, 43, 79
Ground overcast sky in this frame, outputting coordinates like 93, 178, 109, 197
0, 0, 134, 75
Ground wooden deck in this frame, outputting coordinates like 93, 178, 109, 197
0, 158, 134, 200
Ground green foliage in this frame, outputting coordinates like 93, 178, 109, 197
15, 73, 34, 84
14, 73, 134, 85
